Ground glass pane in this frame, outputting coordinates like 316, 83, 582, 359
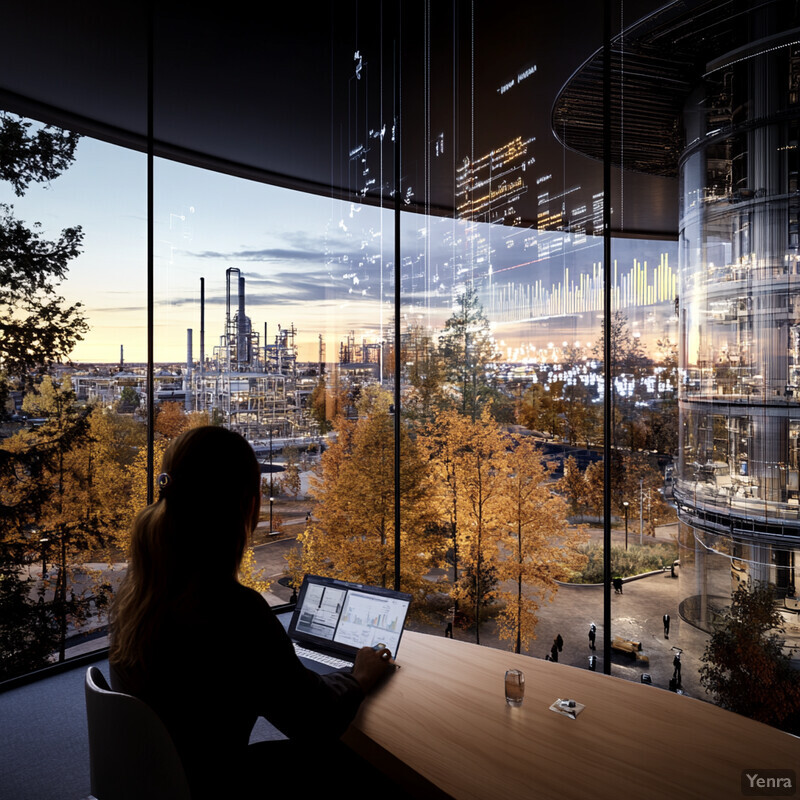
152, 159, 397, 604
0, 120, 147, 679
394, 3, 609, 664
676, 8, 800, 721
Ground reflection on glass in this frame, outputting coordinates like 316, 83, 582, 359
676, 17, 800, 639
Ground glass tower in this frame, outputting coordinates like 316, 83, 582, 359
554, 0, 800, 638
676, 1, 800, 633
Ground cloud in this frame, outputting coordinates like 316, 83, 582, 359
189, 247, 324, 263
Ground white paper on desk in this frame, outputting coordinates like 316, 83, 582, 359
549, 699, 586, 719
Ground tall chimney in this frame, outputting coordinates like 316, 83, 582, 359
237, 274, 248, 364
186, 329, 193, 411
200, 277, 205, 376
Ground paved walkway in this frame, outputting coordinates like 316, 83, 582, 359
64, 514, 795, 710
408, 521, 710, 699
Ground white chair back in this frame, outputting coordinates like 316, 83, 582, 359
84, 666, 191, 800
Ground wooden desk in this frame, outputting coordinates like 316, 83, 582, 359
344, 631, 799, 799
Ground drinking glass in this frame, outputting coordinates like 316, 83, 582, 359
504, 669, 525, 707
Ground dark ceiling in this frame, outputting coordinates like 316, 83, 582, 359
0, 1, 679, 236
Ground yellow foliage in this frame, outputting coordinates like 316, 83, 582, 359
118, 437, 168, 555
295, 386, 442, 601
420, 410, 588, 648
238, 547, 271, 594
493, 436, 588, 652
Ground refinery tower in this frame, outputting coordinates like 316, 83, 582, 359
191, 267, 307, 441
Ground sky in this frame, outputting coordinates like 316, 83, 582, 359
0, 0, 683, 370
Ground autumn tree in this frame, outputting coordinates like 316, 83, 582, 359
119, 437, 168, 556
592, 310, 651, 447
281, 446, 302, 498
309, 377, 331, 433
417, 408, 467, 622
557, 455, 589, 518
155, 401, 189, 440
516, 382, 565, 440
420, 408, 508, 643
309, 371, 348, 433
186, 409, 213, 430
495, 437, 587, 652
290, 386, 441, 601
1, 392, 148, 676
238, 548, 271, 595
402, 325, 450, 424
583, 460, 606, 522
580, 452, 673, 528
562, 381, 601, 447
85, 406, 145, 552
700, 583, 800, 729
4, 378, 113, 661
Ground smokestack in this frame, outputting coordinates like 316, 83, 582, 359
238, 274, 248, 364
186, 328, 193, 411
119, 344, 124, 373
200, 277, 205, 375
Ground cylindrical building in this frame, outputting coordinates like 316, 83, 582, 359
676, 1, 800, 632
553, 0, 800, 635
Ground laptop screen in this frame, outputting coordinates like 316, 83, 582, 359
288, 574, 412, 659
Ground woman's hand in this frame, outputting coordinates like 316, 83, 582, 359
352, 645, 393, 693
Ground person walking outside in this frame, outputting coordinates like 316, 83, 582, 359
550, 639, 559, 663
673, 652, 682, 685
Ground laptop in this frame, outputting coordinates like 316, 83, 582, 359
288, 574, 412, 668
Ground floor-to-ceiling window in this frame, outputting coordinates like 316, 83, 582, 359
2, 0, 797, 734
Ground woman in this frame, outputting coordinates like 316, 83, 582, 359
110, 426, 392, 798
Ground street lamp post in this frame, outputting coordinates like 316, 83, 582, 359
622, 501, 630, 551
639, 477, 644, 545
269, 427, 276, 532
39, 535, 48, 587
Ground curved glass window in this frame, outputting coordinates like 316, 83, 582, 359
3, 1, 797, 738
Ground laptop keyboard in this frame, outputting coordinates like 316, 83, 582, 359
293, 643, 352, 670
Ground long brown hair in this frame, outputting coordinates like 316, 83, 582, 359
110, 425, 261, 672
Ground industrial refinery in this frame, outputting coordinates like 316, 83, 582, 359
67, 266, 388, 449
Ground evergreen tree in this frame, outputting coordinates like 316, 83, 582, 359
0, 113, 86, 391
438, 286, 500, 420
402, 325, 449, 424
700, 583, 800, 728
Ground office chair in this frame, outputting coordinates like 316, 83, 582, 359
84, 666, 191, 800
